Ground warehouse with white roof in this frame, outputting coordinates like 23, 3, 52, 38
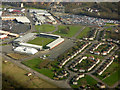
0, 35, 7, 39
15, 17, 30, 24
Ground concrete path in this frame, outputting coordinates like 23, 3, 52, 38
48, 24, 59, 34
71, 26, 85, 39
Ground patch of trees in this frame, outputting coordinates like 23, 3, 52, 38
62, 2, 118, 20
98, 30, 105, 41
60, 26, 70, 34
106, 30, 120, 40
3, 2, 118, 20
37, 60, 52, 69
87, 28, 96, 38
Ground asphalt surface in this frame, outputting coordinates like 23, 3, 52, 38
47, 38, 75, 60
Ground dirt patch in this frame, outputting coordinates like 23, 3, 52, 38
7, 53, 29, 60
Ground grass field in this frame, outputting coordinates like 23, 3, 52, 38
35, 24, 55, 33
105, 23, 116, 27
105, 27, 113, 31
71, 75, 97, 88
95, 62, 119, 86
2, 58, 58, 88
85, 54, 104, 59
97, 62, 118, 79
27, 37, 54, 46
77, 27, 91, 39
22, 58, 55, 79
53, 25, 83, 37
103, 69, 120, 86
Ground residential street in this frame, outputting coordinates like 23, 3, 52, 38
1, 8, 119, 89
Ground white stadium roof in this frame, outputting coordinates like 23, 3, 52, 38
14, 46, 38, 55
19, 43, 42, 50
16, 17, 30, 23
46, 38, 64, 49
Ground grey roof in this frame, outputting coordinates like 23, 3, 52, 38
14, 33, 37, 42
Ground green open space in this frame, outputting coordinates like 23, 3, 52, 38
27, 37, 54, 46
95, 61, 119, 86
77, 27, 92, 39
22, 58, 63, 79
105, 23, 116, 27
2, 58, 58, 88
104, 29, 120, 40
103, 69, 120, 86
22, 58, 54, 78
105, 27, 113, 31
76, 59, 94, 71
71, 75, 97, 88
53, 25, 83, 37
35, 24, 55, 33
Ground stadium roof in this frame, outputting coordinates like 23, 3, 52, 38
46, 38, 64, 49
16, 17, 30, 23
14, 33, 36, 42
40, 33, 61, 38
14, 46, 38, 55
19, 43, 43, 50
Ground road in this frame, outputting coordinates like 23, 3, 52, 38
25, 9, 36, 33
90, 46, 119, 74
2, 53, 72, 89
1, 9, 119, 89
110, 80, 120, 88
86, 73, 110, 88
63, 39, 119, 88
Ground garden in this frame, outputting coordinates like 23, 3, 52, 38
70, 75, 97, 88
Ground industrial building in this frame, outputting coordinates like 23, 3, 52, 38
2, 16, 30, 24
15, 17, 30, 24
0, 35, 7, 39
29, 9, 48, 14
0, 30, 19, 37
14, 46, 38, 55
30, 9, 57, 25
